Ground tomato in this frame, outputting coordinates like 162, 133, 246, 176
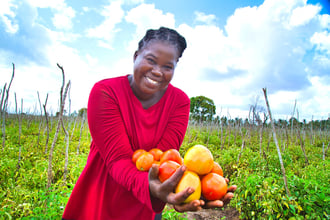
184, 145, 214, 175
201, 173, 227, 201
158, 160, 180, 182
160, 149, 183, 165
149, 148, 163, 161
175, 171, 201, 203
153, 160, 160, 165
135, 152, 154, 171
132, 149, 147, 164
211, 161, 223, 177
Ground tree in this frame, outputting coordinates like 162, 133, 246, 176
190, 96, 216, 122
78, 108, 87, 117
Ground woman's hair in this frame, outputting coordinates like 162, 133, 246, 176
138, 27, 187, 58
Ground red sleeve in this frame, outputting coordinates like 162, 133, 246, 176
87, 81, 162, 212
157, 90, 190, 151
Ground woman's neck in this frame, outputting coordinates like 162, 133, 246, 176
128, 75, 166, 109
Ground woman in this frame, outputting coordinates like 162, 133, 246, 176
62, 27, 236, 220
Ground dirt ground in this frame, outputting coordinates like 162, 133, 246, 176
184, 207, 240, 220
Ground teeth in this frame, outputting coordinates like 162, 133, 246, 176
146, 77, 158, 85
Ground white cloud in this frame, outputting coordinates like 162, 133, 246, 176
122, 0, 145, 5
1, 0, 329, 120
194, 11, 216, 25
52, 5, 76, 30
311, 31, 330, 54
86, 0, 124, 49
25, 0, 76, 30
171, 0, 330, 120
289, 4, 320, 27
25, 0, 65, 8
125, 4, 176, 38
0, 0, 19, 34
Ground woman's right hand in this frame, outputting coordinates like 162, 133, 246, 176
148, 164, 205, 211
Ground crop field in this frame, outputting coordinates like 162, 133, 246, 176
0, 112, 329, 219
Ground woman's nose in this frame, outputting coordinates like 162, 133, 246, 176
152, 65, 162, 76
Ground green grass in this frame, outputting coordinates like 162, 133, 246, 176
1, 116, 329, 219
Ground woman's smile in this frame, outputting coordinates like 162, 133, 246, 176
145, 76, 160, 86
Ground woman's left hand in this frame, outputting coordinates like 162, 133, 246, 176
173, 178, 237, 212
149, 164, 237, 212
201, 179, 237, 209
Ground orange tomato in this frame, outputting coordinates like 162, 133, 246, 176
136, 152, 154, 171
158, 160, 180, 182
153, 160, 161, 165
201, 173, 227, 201
132, 149, 147, 164
160, 149, 183, 165
184, 145, 214, 175
211, 161, 223, 177
149, 148, 163, 161
175, 171, 201, 203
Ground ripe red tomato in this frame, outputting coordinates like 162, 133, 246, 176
158, 160, 180, 182
160, 149, 183, 165
201, 173, 227, 201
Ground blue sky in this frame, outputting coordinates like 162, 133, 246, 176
0, 0, 329, 120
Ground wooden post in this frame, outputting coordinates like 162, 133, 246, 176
262, 88, 291, 197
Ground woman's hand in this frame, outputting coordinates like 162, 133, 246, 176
174, 178, 237, 212
149, 164, 205, 211
148, 164, 237, 212
202, 179, 237, 209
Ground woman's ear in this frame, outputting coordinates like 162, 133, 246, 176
133, 51, 138, 62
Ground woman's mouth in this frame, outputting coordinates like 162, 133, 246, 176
146, 76, 159, 85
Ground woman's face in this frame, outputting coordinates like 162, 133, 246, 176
132, 41, 179, 100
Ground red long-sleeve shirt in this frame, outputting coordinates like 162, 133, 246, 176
62, 75, 190, 220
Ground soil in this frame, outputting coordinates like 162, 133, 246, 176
184, 206, 240, 220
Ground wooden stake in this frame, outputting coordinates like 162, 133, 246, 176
262, 88, 291, 197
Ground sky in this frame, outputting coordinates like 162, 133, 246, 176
0, 0, 329, 121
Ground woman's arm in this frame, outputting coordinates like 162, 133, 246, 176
156, 91, 190, 151
87, 81, 163, 212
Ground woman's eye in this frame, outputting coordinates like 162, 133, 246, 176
163, 66, 173, 71
146, 58, 155, 64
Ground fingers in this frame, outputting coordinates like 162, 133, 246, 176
166, 165, 186, 185
203, 200, 224, 209
173, 200, 205, 212
166, 186, 194, 205
148, 164, 159, 181
227, 185, 237, 193
221, 192, 234, 205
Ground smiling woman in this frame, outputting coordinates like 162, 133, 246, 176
61, 26, 237, 220
61, 27, 224, 220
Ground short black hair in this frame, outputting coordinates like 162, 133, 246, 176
138, 27, 187, 58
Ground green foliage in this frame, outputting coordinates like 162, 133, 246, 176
0, 115, 89, 219
162, 206, 188, 220
190, 96, 216, 122
1, 115, 329, 219
181, 123, 330, 220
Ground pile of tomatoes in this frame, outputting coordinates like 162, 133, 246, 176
132, 145, 227, 203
